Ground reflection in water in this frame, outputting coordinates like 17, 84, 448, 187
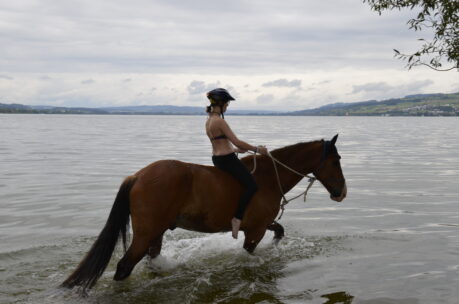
321, 291, 354, 304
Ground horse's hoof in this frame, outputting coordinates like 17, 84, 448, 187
114, 261, 132, 281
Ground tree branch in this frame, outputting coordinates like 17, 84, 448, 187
418, 62, 457, 71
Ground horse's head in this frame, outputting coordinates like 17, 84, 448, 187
313, 134, 347, 202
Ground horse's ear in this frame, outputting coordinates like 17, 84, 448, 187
331, 134, 338, 146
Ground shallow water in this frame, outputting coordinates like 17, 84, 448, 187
1, 114, 458, 304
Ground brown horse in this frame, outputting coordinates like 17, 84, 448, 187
61, 134, 346, 290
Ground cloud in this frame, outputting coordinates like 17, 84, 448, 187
0, 75, 13, 80
0, 0, 425, 75
122, 78, 132, 83
350, 79, 435, 100
81, 79, 95, 85
352, 80, 434, 95
0, 72, 454, 111
256, 94, 275, 104
317, 80, 331, 85
352, 82, 394, 94
187, 80, 221, 95
262, 78, 302, 88
452, 83, 459, 93
403, 79, 434, 92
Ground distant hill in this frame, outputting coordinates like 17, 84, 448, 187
1, 93, 458, 116
0, 103, 280, 115
287, 93, 459, 116
0, 103, 108, 114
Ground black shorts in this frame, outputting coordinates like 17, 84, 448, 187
212, 153, 258, 220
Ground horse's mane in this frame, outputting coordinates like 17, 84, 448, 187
239, 140, 323, 165
269, 140, 323, 158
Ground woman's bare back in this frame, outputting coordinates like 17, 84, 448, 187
206, 116, 234, 155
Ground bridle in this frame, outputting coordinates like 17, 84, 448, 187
249, 140, 331, 220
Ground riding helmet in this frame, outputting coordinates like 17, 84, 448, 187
206, 88, 235, 104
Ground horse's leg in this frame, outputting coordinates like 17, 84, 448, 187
114, 200, 172, 281
267, 221, 284, 245
114, 234, 156, 281
243, 227, 267, 254
113, 161, 191, 281
147, 233, 164, 259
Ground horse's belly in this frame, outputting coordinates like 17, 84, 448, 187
175, 213, 229, 233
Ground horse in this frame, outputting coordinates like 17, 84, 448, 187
61, 134, 347, 291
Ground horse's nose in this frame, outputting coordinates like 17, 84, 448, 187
331, 190, 342, 198
331, 183, 347, 202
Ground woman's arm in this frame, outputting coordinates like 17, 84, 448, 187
219, 119, 268, 155
234, 147, 248, 153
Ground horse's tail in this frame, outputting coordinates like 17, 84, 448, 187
61, 175, 137, 290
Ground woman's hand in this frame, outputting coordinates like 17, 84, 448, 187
256, 145, 268, 156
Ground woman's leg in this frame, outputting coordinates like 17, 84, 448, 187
212, 154, 258, 238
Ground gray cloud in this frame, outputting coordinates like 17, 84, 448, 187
350, 80, 435, 101
256, 94, 275, 104
262, 79, 302, 88
403, 80, 434, 92
122, 78, 132, 83
352, 82, 394, 94
352, 80, 434, 95
187, 80, 221, 95
317, 80, 331, 85
81, 79, 95, 85
302, 80, 331, 91
0, 75, 13, 80
0, 0, 422, 74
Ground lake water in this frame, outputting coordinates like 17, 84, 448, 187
1, 114, 458, 304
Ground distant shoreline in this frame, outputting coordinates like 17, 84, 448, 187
2, 112, 459, 117
1, 92, 458, 116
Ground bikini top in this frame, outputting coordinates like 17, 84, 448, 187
211, 134, 227, 141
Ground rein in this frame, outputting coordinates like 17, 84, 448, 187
248, 150, 317, 220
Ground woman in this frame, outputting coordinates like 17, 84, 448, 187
205, 88, 268, 239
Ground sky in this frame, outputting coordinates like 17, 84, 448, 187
0, 0, 458, 111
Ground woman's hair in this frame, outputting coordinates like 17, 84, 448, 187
206, 88, 234, 118
206, 98, 228, 119
206, 98, 226, 114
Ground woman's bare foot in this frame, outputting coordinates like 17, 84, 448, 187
231, 217, 241, 239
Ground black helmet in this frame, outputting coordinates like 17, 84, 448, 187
206, 88, 235, 104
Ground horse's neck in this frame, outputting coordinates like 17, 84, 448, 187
267, 141, 323, 194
